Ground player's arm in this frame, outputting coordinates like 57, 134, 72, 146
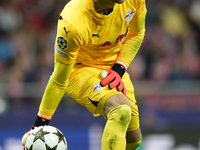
117, 0, 147, 68
36, 58, 73, 123
21, 59, 73, 147
100, 0, 147, 95
34, 17, 82, 126
22, 16, 83, 147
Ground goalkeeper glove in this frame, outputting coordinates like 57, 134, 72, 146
100, 63, 127, 96
22, 114, 51, 147
22, 126, 36, 147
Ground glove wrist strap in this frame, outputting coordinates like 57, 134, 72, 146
34, 114, 51, 127
112, 63, 126, 77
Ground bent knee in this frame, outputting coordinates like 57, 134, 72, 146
107, 104, 132, 127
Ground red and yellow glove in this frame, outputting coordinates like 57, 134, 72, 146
100, 63, 127, 96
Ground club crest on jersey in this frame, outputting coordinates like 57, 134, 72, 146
124, 9, 135, 21
93, 82, 104, 93
57, 36, 68, 50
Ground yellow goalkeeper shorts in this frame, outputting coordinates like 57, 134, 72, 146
66, 63, 139, 131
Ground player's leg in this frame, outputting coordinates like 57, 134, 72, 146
126, 128, 142, 150
98, 72, 142, 150
66, 65, 130, 149
99, 94, 132, 150
66, 65, 141, 149
125, 91, 142, 150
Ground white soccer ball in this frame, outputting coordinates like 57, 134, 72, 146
25, 125, 67, 150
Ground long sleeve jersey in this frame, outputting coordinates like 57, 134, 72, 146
55, 0, 147, 68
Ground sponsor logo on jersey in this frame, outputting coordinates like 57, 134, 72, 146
98, 33, 126, 48
98, 40, 112, 48
124, 9, 135, 21
115, 33, 126, 43
93, 82, 104, 93
57, 36, 68, 50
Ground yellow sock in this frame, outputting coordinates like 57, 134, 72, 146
101, 105, 131, 150
126, 138, 142, 150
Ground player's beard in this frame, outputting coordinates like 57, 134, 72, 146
111, 0, 125, 4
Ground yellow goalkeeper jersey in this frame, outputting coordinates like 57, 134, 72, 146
55, 0, 147, 68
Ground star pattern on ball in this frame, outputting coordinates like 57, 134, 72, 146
54, 129, 66, 144
46, 144, 57, 150
25, 145, 33, 150
33, 128, 50, 143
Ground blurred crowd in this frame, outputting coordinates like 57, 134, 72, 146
0, 0, 69, 112
0, 0, 200, 111
0, 0, 67, 84
129, 0, 200, 81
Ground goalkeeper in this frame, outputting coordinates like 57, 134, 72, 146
22, 0, 147, 149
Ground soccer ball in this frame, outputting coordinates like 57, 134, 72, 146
25, 125, 67, 150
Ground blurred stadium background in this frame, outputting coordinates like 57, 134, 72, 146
0, 0, 200, 150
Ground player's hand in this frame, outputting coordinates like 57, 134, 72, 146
22, 114, 51, 148
100, 69, 127, 96
22, 126, 37, 146
100, 62, 127, 95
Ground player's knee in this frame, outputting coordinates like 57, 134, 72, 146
107, 104, 131, 128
